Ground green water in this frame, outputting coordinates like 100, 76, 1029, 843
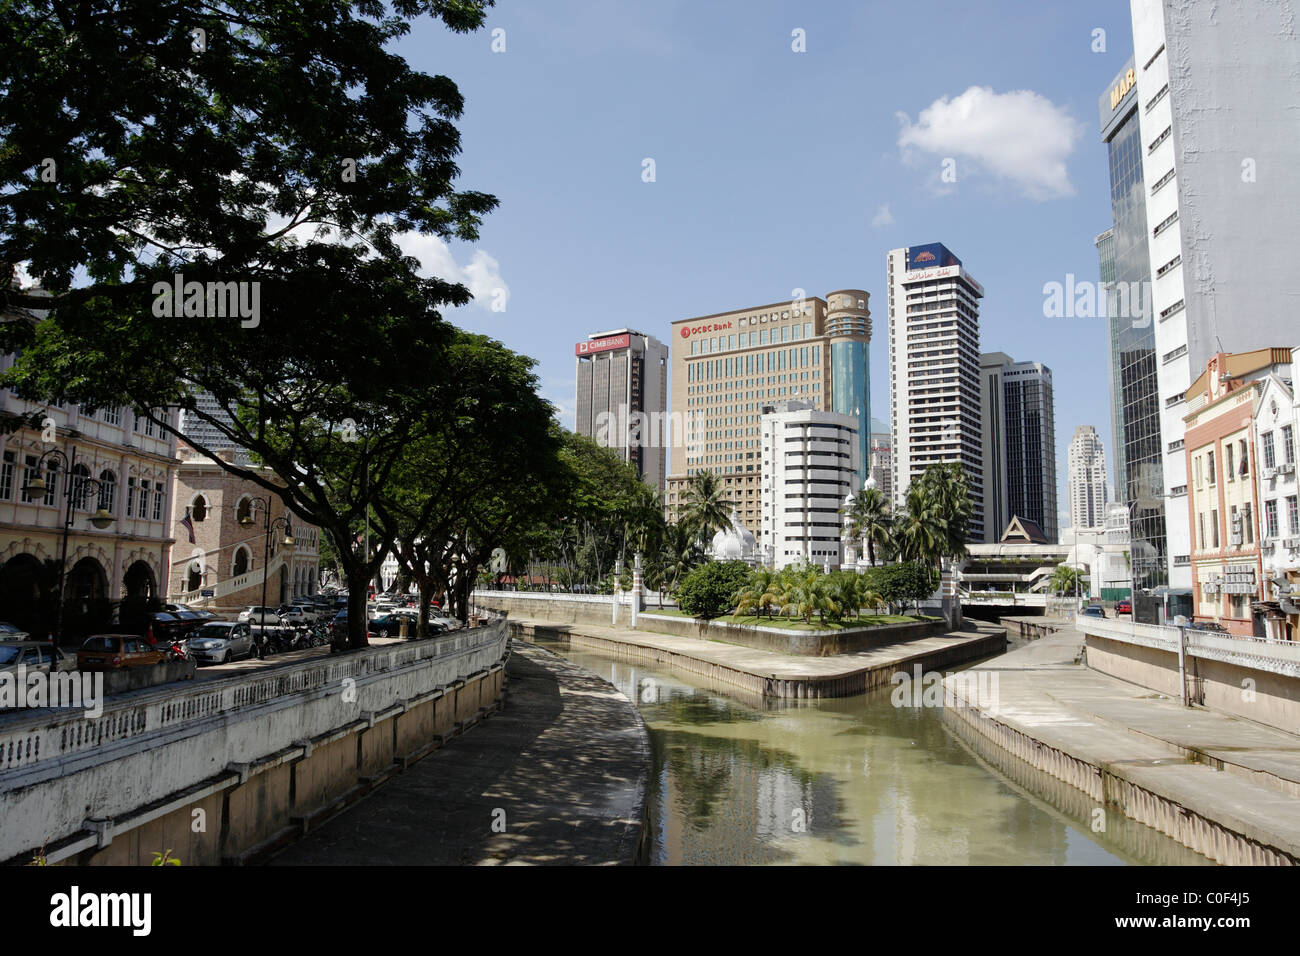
534, 639, 1213, 866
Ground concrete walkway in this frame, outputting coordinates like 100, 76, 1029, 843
512, 617, 1006, 699
949, 628, 1300, 863
268, 640, 650, 865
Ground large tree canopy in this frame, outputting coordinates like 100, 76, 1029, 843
0, 0, 507, 647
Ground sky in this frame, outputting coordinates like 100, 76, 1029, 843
395, 0, 1139, 527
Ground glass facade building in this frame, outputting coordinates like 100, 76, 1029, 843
830, 339, 869, 484
1099, 57, 1167, 601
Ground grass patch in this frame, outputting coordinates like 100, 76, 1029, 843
640, 609, 937, 631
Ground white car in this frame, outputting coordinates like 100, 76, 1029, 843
278, 606, 309, 625
238, 606, 281, 625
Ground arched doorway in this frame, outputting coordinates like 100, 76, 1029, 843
64, 557, 110, 645
0, 554, 47, 638
120, 560, 160, 638
123, 560, 157, 600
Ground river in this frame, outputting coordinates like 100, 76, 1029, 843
533, 638, 1212, 866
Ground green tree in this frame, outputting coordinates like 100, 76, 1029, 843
1049, 563, 1082, 597
843, 487, 892, 566
734, 567, 781, 619
682, 471, 733, 545
1, 0, 498, 649
676, 560, 750, 621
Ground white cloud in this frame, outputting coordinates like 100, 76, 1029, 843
394, 233, 509, 312
896, 86, 1083, 200
871, 204, 895, 228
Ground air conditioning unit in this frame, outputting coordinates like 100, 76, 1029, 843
1263, 467, 1277, 480
1262, 540, 1276, 552
1285, 537, 1300, 550
1279, 462, 1296, 476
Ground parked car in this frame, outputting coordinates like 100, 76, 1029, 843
367, 613, 410, 637
162, 602, 218, 621
1115, 599, 1132, 615
426, 610, 458, 632
0, 640, 72, 675
238, 606, 282, 626
277, 605, 309, 625
148, 611, 203, 644
1080, 605, 1106, 618
186, 621, 258, 664
0, 622, 30, 640
77, 634, 168, 670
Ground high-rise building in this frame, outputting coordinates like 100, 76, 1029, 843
574, 330, 669, 492
887, 244, 985, 540
760, 400, 861, 570
869, 417, 891, 504
981, 353, 1058, 542
1098, 54, 1166, 603
1121, 0, 1300, 597
1068, 425, 1109, 530
664, 291, 870, 536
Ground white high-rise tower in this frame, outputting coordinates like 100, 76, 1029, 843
1068, 425, 1109, 530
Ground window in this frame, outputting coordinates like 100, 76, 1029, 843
233, 547, 250, 576
0, 450, 13, 501
1211, 509, 1219, 549
100, 406, 121, 426
152, 483, 164, 520
1207, 450, 1215, 485
236, 496, 253, 524
138, 480, 150, 518
1284, 425, 1295, 464
1244, 502, 1254, 544
1226, 444, 1235, 481
70, 463, 92, 510
1288, 496, 1300, 536
1240, 439, 1250, 477
97, 470, 116, 513
1198, 512, 1206, 550
126, 476, 136, 517
1265, 500, 1279, 538
1263, 431, 1276, 470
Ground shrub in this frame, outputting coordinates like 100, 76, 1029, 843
676, 561, 751, 620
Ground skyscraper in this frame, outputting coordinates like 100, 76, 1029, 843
664, 290, 870, 538
1098, 53, 1166, 600
1068, 425, 1109, 530
887, 244, 985, 540
981, 353, 1058, 542
574, 329, 668, 492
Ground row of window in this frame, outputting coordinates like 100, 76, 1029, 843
687, 322, 815, 356
0, 452, 165, 519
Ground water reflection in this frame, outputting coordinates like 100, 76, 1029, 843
535, 639, 1212, 867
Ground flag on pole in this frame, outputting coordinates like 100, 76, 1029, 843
179, 508, 196, 544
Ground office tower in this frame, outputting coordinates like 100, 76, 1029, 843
869, 417, 891, 504
1068, 425, 1109, 530
981, 353, 1059, 542
1098, 53, 1166, 600
664, 290, 870, 537
574, 329, 669, 492
759, 400, 861, 570
887, 243, 985, 540
1121, 0, 1300, 594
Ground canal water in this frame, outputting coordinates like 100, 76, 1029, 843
533, 638, 1212, 866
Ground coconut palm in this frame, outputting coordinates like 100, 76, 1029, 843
777, 566, 838, 625
843, 487, 892, 566
829, 570, 885, 622
660, 521, 704, 600
682, 470, 733, 546
734, 567, 781, 619
1049, 563, 1081, 597
918, 463, 974, 565
893, 484, 946, 570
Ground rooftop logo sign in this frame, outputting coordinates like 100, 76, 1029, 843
678, 320, 733, 338
575, 333, 631, 356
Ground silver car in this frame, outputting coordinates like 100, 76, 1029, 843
186, 622, 257, 664
0, 640, 72, 675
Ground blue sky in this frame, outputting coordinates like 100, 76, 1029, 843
398, 0, 1137, 524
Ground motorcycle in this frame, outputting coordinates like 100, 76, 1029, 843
167, 639, 188, 662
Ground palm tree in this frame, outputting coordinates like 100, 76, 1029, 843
660, 521, 704, 601
893, 484, 946, 570
843, 487, 892, 566
828, 570, 886, 622
777, 566, 837, 625
682, 470, 733, 546
918, 463, 973, 566
1049, 563, 1081, 597
735, 567, 782, 620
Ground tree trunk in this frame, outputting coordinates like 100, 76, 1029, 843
343, 562, 372, 650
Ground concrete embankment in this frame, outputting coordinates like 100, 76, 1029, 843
942, 628, 1300, 865
270, 640, 650, 865
510, 617, 1006, 700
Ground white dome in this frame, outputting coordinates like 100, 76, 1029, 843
710, 509, 756, 560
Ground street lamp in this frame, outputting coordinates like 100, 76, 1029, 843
22, 445, 116, 667
238, 496, 294, 638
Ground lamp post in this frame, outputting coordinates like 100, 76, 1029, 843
22, 445, 115, 668
238, 496, 294, 641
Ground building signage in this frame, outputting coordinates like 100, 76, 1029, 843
678, 320, 733, 339
575, 333, 631, 356
902, 264, 962, 284
1110, 68, 1136, 111
907, 243, 961, 270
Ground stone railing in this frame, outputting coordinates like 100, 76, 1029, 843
173, 552, 286, 604
1078, 617, 1300, 679
0, 617, 508, 863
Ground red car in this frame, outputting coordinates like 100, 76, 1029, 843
1116, 599, 1132, 615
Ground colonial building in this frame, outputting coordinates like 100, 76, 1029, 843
166, 440, 321, 616
1183, 349, 1292, 637
0, 285, 180, 645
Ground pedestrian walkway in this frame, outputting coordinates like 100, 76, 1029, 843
511, 617, 1006, 699
948, 628, 1300, 863
268, 640, 649, 865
